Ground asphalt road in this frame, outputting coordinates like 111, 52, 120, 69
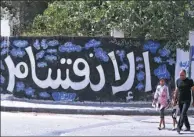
1, 112, 194, 136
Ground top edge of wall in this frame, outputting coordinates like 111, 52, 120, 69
0, 36, 175, 42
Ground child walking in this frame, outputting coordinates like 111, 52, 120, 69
171, 90, 179, 130
153, 78, 170, 130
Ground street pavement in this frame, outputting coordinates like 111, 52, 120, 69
1, 112, 194, 136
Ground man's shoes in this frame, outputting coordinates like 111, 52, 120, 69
177, 128, 181, 134
184, 128, 190, 131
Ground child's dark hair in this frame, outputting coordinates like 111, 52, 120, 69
159, 78, 166, 81
157, 78, 166, 85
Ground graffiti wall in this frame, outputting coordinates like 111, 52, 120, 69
0, 37, 176, 102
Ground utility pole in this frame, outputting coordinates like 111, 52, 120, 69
188, 31, 194, 79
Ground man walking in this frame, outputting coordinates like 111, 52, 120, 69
175, 69, 194, 134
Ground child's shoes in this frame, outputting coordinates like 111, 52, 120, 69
172, 127, 176, 131
158, 126, 165, 130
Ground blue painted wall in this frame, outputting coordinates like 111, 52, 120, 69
0, 37, 176, 102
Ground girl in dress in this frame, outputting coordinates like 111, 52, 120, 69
152, 78, 170, 130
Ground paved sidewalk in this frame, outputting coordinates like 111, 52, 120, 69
1, 94, 194, 115
1, 113, 194, 136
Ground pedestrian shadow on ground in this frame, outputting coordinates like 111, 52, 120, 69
141, 121, 194, 126
179, 130, 194, 135
160, 128, 194, 135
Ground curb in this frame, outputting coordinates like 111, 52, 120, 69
1, 95, 153, 108
1, 105, 194, 116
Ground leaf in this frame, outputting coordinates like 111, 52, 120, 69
22, 1, 194, 49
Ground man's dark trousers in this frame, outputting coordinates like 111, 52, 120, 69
177, 101, 190, 130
